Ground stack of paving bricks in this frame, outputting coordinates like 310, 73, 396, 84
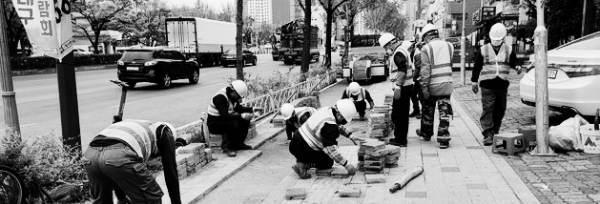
368, 113, 389, 140
174, 143, 213, 179
384, 94, 393, 106
371, 105, 392, 137
358, 141, 401, 173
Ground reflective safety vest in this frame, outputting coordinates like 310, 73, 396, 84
479, 43, 511, 81
345, 87, 367, 102
388, 45, 414, 86
207, 87, 235, 117
97, 120, 167, 161
294, 107, 316, 120
422, 40, 453, 85
298, 107, 337, 151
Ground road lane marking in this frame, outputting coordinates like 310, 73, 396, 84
193, 83, 224, 90
107, 100, 143, 109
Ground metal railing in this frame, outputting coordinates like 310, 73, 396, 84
244, 70, 337, 120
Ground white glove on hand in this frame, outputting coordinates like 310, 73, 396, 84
241, 113, 254, 121
252, 107, 264, 114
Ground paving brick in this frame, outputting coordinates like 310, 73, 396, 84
332, 167, 349, 178
316, 168, 334, 176
285, 188, 307, 200
365, 174, 386, 184
176, 143, 205, 155
338, 186, 361, 197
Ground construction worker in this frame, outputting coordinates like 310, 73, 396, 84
288, 99, 361, 179
280, 103, 317, 143
416, 24, 455, 149
341, 82, 374, 120
410, 35, 423, 119
207, 80, 263, 157
379, 33, 414, 147
84, 120, 181, 204
471, 23, 520, 146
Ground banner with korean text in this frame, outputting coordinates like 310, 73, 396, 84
12, 0, 75, 60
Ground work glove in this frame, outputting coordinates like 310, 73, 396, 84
369, 101, 375, 110
241, 112, 254, 121
344, 163, 357, 175
393, 86, 401, 100
471, 83, 478, 94
252, 107, 264, 115
339, 126, 353, 137
516, 66, 523, 75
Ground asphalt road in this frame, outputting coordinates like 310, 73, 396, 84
0, 54, 300, 150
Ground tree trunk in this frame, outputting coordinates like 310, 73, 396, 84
300, 0, 312, 82
236, 0, 244, 80
325, 11, 333, 69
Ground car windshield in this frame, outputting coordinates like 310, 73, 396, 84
121, 50, 154, 61
559, 33, 600, 50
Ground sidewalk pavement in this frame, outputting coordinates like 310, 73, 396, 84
452, 70, 600, 204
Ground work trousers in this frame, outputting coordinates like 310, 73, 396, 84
480, 87, 507, 137
84, 143, 163, 204
391, 84, 413, 145
411, 82, 421, 113
289, 131, 334, 170
354, 100, 367, 118
207, 116, 250, 150
420, 95, 452, 139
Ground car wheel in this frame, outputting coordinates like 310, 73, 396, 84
160, 73, 172, 88
189, 69, 199, 84
252, 59, 257, 66
273, 57, 279, 61
126, 82, 136, 89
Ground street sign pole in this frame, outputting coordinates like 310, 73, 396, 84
460, 0, 466, 85
531, 0, 555, 156
57, 52, 81, 152
0, 0, 21, 139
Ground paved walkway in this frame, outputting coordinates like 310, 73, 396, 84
452, 70, 600, 204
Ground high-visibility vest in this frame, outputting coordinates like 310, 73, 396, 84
298, 107, 337, 151
422, 40, 453, 85
288, 107, 317, 128
207, 87, 235, 117
388, 45, 414, 86
345, 87, 367, 102
96, 120, 167, 161
479, 43, 511, 81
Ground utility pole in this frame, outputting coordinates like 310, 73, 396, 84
0, 0, 21, 139
460, 0, 466, 85
531, 0, 555, 156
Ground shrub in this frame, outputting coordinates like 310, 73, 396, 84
10, 54, 123, 71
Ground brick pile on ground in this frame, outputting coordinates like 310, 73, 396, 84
384, 94, 393, 106
368, 113, 389, 140
175, 143, 213, 179
358, 141, 401, 174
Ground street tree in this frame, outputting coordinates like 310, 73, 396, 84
363, 0, 407, 38
73, 0, 142, 54
296, 0, 312, 81
236, 0, 244, 80
217, 2, 236, 22
1, 0, 30, 57
109, 0, 170, 46
318, 0, 352, 69
339, 0, 381, 61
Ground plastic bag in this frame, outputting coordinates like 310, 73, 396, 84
548, 115, 590, 152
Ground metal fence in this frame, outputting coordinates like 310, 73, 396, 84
244, 70, 337, 120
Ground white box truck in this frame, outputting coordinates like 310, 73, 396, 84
166, 17, 236, 66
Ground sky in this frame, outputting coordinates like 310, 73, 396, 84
166, 0, 235, 10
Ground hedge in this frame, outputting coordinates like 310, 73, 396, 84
10, 54, 123, 71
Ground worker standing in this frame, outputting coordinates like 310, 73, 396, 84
471, 23, 520, 146
84, 120, 182, 204
207, 80, 263, 157
410, 35, 423, 119
416, 24, 455, 149
341, 82, 374, 120
288, 99, 361, 179
379, 33, 414, 147
280, 103, 317, 144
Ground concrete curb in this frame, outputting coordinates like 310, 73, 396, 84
451, 97, 541, 204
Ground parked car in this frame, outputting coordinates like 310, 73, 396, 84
117, 48, 200, 88
221, 49, 257, 67
520, 31, 600, 116
73, 48, 92, 56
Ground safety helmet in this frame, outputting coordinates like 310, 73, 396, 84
230, 80, 248, 98
419, 24, 438, 39
335, 99, 357, 123
348, 82, 361, 95
489, 23, 507, 40
280, 103, 295, 120
378, 33, 396, 48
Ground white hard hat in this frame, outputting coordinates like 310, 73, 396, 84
419, 24, 438, 39
489, 23, 507, 40
280, 103, 295, 120
378, 33, 396, 48
230, 80, 248, 98
336, 99, 357, 123
348, 82, 361, 95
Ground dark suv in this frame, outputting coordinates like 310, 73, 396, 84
117, 48, 200, 88
221, 49, 257, 67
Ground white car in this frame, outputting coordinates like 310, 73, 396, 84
519, 31, 600, 116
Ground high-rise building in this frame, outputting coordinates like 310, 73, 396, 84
247, 0, 273, 24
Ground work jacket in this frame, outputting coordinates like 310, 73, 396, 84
420, 39, 454, 96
